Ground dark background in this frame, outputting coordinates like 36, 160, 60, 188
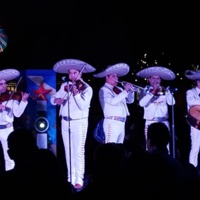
1, 1, 200, 168
1, 1, 200, 71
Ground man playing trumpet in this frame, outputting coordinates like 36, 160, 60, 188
93, 63, 135, 144
136, 66, 176, 152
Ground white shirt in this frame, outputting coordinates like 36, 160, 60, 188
50, 80, 93, 119
99, 83, 135, 118
186, 87, 200, 111
0, 99, 28, 124
139, 89, 175, 120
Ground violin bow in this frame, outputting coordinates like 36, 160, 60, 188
5, 76, 22, 107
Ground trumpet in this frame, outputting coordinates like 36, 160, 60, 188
116, 81, 144, 92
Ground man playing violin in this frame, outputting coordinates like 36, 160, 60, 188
136, 66, 176, 152
0, 69, 29, 171
50, 59, 96, 190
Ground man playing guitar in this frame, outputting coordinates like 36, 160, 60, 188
185, 69, 200, 168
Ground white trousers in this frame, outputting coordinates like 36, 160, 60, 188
189, 126, 200, 167
103, 118, 125, 144
61, 118, 87, 186
0, 126, 15, 171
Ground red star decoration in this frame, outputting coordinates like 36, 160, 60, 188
33, 82, 52, 101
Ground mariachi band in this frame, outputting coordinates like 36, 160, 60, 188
1, 60, 200, 192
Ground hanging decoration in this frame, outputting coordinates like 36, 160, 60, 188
0, 27, 8, 53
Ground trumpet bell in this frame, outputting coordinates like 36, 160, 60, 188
117, 81, 144, 92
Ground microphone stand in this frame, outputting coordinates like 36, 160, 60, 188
66, 82, 73, 191
170, 90, 176, 159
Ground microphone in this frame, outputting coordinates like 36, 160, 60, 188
166, 86, 178, 93
62, 76, 67, 82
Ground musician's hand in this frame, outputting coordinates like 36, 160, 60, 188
54, 98, 63, 105
72, 85, 79, 96
21, 92, 30, 102
151, 87, 160, 95
124, 82, 133, 92
0, 103, 5, 110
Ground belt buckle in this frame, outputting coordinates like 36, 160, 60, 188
114, 116, 119, 121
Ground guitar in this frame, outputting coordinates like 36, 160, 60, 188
187, 105, 200, 130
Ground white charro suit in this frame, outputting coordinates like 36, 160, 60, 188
186, 87, 200, 167
50, 79, 92, 186
99, 83, 134, 143
139, 87, 175, 150
0, 99, 28, 171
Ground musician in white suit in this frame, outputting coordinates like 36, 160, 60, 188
93, 63, 135, 144
0, 69, 29, 171
136, 66, 176, 152
50, 59, 96, 190
185, 70, 200, 167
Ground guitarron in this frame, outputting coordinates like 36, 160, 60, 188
187, 105, 200, 130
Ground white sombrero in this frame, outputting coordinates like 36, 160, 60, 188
185, 70, 200, 80
136, 66, 175, 80
93, 63, 130, 78
53, 58, 96, 74
0, 69, 20, 81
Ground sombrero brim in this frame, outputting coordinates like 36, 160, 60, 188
0, 69, 20, 81
185, 70, 200, 80
93, 63, 130, 78
136, 66, 175, 80
53, 59, 96, 74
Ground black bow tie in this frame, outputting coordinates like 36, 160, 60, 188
113, 86, 121, 94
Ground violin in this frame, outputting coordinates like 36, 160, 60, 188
153, 86, 166, 96
147, 86, 166, 96
64, 80, 86, 92
75, 80, 86, 91
0, 90, 27, 103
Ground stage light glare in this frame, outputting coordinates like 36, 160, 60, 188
34, 117, 49, 133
